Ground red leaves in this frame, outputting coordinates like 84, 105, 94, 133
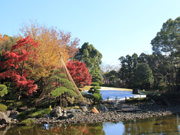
0, 36, 38, 96
12, 35, 38, 51
66, 60, 92, 87
16, 77, 37, 95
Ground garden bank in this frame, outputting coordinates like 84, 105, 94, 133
34, 102, 180, 124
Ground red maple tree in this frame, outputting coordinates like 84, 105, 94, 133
66, 60, 92, 87
0, 36, 38, 99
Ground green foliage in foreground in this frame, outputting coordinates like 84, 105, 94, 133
47, 69, 77, 107
0, 103, 7, 112
93, 93, 102, 102
88, 82, 102, 104
19, 118, 35, 126
17, 108, 50, 120
51, 87, 76, 97
91, 82, 99, 86
29, 108, 50, 118
3, 100, 30, 110
0, 84, 8, 97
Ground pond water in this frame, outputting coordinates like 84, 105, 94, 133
100, 90, 134, 100
85, 88, 145, 101
100, 90, 146, 101
1, 114, 180, 135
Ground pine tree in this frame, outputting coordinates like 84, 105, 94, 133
88, 82, 102, 104
47, 69, 77, 107
0, 84, 8, 97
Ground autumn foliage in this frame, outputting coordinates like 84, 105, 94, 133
20, 23, 80, 80
0, 34, 7, 43
0, 36, 38, 97
0, 23, 82, 103
66, 60, 92, 87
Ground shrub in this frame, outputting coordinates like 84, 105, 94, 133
158, 83, 167, 91
19, 118, 35, 126
0, 84, 8, 97
125, 98, 149, 103
66, 60, 92, 87
91, 82, 99, 86
88, 83, 102, 104
29, 108, 50, 118
0, 103, 7, 112
93, 93, 102, 103
97, 80, 103, 85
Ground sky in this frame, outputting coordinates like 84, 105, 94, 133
1, 0, 180, 66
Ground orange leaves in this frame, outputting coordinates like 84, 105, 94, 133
20, 23, 80, 81
0, 34, 21, 52
0, 34, 7, 43
0, 34, 8, 51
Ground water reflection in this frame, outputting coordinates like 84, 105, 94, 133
123, 115, 180, 135
40, 123, 105, 135
1, 123, 105, 135
1, 114, 180, 135
103, 122, 125, 135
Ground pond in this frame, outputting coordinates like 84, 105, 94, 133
1, 114, 180, 135
100, 90, 146, 101
100, 90, 134, 100
84, 88, 146, 101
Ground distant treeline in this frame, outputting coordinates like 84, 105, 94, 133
103, 16, 180, 93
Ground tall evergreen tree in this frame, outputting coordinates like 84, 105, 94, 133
104, 70, 119, 87
151, 17, 180, 92
133, 63, 154, 89
74, 42, 103, 84
118, 53, 138, 88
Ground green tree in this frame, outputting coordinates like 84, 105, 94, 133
103, 70, 119, 87
88, 82, 102, 104
0, 34, 20, 53
118, 53, 138, 88
74, 42, 103, 84
133, 63, 154, 89
47, 69, 77, 107
151, 17, 180, 55
138, 53, 165, 89
151, 17, 180, 92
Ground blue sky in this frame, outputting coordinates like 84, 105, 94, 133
1, 0, 180, 66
